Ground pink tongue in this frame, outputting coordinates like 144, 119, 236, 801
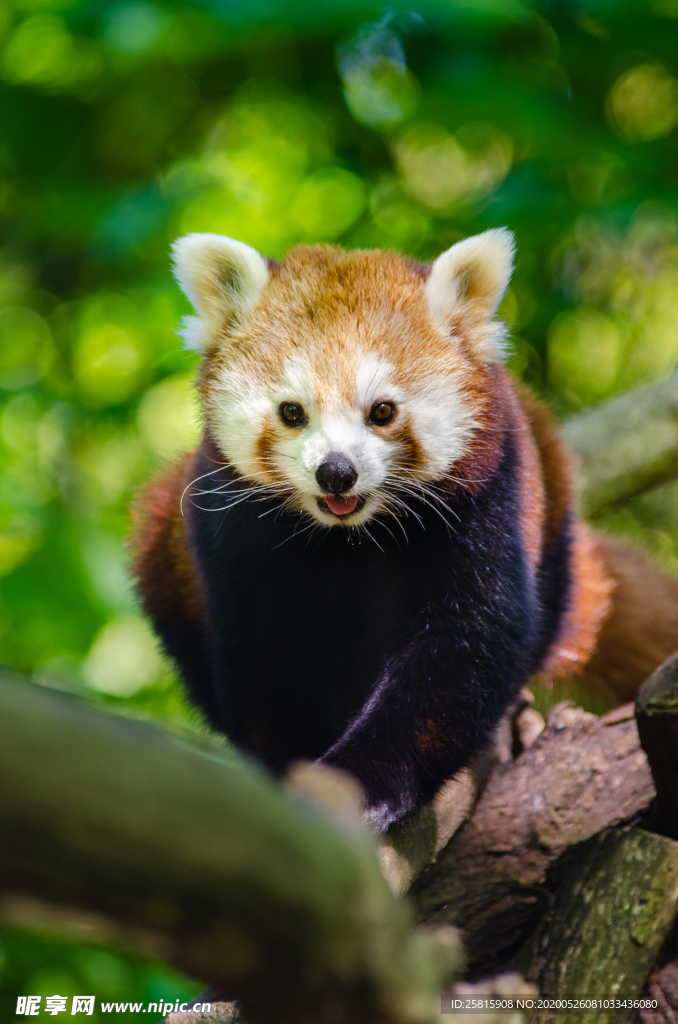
325, 494, 359, 516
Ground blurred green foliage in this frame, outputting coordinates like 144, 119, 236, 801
2, 0, 678, 1015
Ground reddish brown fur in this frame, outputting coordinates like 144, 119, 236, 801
511, 393, 546, 572
392, 419, 426, 475
517, 385, 573, 539
415, 718, 447, 752
131, 454, 203, 628
509, 384, 676, 689
204, 246, 481, 408
511, 385, 614, 676
447, 363, 505, 490
254, 417, 282, 485
582, 535, 678, 702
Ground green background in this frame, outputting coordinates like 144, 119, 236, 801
2, 0, 678, 1016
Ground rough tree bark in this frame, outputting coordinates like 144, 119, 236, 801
408, 658, 678, 1024
411, 702, 655, 971
523, 830, 678, 1023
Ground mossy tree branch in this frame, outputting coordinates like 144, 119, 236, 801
563, 368, 678, 517
0, 674, 459, 1024
523, 829, 678, 1024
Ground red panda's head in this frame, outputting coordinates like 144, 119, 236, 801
172, 231, 513, 528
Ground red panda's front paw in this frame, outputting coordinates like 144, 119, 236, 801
363, 798, 411, 833
320, 747, 421, 831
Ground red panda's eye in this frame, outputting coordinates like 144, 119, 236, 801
369, 401, 396, 426
279, 401, 307, 427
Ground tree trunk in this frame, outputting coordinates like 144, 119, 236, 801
523, 830, 678, 1023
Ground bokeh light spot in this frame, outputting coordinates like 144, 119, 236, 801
103, 2, 168, 56
289, 168, 366, 240
0, 307, 53, 389
84, 615, 166, 696
342, 57, 419, 130
74, 324, 148, 405
1, 14, 100, 91
395, 124, 471, 210
548, 308, 622, 406
136, 373, 200, 458
607, 62, 678, 141
0, 532, 40, 576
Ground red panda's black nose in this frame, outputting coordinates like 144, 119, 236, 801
315, 454, 358, 494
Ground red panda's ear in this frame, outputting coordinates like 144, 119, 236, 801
171, 233, 269, 352
425, 228, 514, 362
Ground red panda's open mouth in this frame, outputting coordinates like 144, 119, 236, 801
317, 495, 366, 519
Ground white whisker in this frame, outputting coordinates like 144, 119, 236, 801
361, 522, 384, 552
272, 518, 317, 551
377, 498, 410, 543
380, 488, 425, 531
180, 464, 229, 518
190, 490, 260, 514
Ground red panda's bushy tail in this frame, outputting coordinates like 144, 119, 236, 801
584, 534, 678, 704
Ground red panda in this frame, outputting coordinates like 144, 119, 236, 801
132, 230, 678, 830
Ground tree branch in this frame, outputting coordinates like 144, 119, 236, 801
563, 369, 678, 517
524, 829, 678, 1023
0, 673, 460, 1024
412, 700, 655, 974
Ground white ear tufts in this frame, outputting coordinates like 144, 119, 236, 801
171, 233, 269, 351
425, 228, 515, 361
